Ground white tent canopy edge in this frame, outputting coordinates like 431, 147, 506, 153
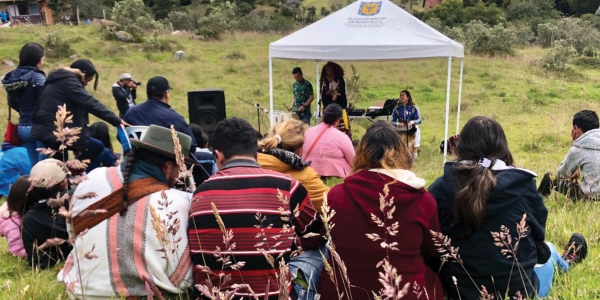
268, 0, 465, 162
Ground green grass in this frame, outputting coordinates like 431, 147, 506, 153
1, 25, 600, 299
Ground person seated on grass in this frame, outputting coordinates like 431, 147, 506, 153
302, 104, 355, 180
428, 116, 587, 300
0, 176, 30, 258
538, 110, 600, 201
21, 159, 72, 269
258, 118, 329, 213
318, 124, 444, 300
0, 141, 31, 198
85, 122, 117, 173
439, 134, 459, 156
58, 125, 194, 299
188, 118, 325, 300
189, 124, 216, 185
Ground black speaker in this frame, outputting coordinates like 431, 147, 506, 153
188, 89, 226, 135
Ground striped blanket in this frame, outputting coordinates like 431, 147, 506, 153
57, 166, 193, 299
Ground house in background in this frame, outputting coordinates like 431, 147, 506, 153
0, 0, 53, 25
423, 0, 442, 9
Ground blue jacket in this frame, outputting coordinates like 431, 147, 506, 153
85, 147, 117, 173
0, 143, 31, 196
193, 148, 217, 185
391, 104, 422, 125
124, 98, 197, 150
2, 66, 46, 125
0, 12, 7, 22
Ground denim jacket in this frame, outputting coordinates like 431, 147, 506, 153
2, 66, 46, 125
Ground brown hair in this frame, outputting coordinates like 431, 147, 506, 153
7, 176, 31, 218
453, 116, 513, 236
353, 126, 412, 174
258, 118, 308, 153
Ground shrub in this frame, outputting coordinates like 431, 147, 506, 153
537, 18, 600, 54
580, 14, 600, 30
505, 0, 560, 30
111, 0, 163, 38
573, 56, 600, 68
506, 21, 535, 46
224, 50, 246, 60
421, 0, 503, 27
167, 10, 201, 31
43, 33, 75, 59
196, 2, 239, 40
543, 40, 577, 71
462, 20, 516, 56
425, 17, 444, 32
144, 32, 178, 52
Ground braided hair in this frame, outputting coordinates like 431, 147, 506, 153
120, 147, 138, 216
120, 147, 176, 216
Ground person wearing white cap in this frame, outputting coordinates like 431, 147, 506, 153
112, 72, 137, 118
20, 158, 71, 269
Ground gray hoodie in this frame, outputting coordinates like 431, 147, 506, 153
557, 128, 600, 197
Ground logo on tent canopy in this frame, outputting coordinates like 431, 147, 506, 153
358, 1, 382, 16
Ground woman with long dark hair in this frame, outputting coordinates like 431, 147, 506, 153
85, 122, 117, 172
428, 116, 587, 299
318, 124, 444, 300
392, 90, 422, 159
320, 61, 351, 138
2, 42, 46, 168
319, 61, 347, 110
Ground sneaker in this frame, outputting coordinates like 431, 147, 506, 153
562, 233, 588, 265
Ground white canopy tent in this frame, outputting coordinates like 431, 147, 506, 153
268, 0, 465, 161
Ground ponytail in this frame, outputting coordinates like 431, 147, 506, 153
258, 119, 306, 152
453, 160, 498, 236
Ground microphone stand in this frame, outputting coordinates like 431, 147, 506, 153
237, 97, 268, 135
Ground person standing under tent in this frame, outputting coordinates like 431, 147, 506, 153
288, 67, 314, 124
319, 61, 351, 139
392, 90, 422, 159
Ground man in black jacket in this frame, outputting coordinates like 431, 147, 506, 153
32, 59, 128, 161
112, 73, 137, 118
124, 76, 196, 151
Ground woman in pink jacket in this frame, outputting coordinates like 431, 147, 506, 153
303, 103, 355, 179
0, 175, 30, 258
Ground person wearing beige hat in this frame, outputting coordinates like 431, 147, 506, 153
21, 158, 71, 269
58, 125, 196, 299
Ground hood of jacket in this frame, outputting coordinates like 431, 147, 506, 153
341, 169, 427, 221
2, 66, 45, 91
573, 128, 600, 151
45, 67, 84, 86
434, 161, 537, 220
258, 149, 309, 173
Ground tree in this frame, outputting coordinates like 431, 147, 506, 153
47, 0, 71, 18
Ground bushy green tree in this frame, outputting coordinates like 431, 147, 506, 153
112, 0, 162, 37
421, 0, 502, 27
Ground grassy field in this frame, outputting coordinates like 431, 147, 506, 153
1, 24, 600, 299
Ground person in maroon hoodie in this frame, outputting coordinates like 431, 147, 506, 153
318, 123, 444, 300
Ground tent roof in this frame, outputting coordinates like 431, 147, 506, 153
269, 0, 464, 61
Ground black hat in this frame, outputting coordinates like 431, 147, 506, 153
70, 59, 99, 91
147, 76, 173, 96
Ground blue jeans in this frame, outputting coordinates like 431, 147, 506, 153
534, 242, 569, 297
290, 244, 328, 300
296, 112, 311, 125
17, 125, 43, 171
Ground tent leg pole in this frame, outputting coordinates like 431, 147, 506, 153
315, 60, 320, 120
456, 58, 464, 135
269, 57, 274, 126
443, 57, 453, 164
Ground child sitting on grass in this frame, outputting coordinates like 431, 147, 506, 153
0, 176, 31, 258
